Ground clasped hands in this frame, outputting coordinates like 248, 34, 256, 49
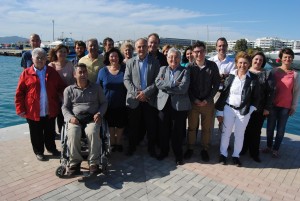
70, 113, 102, 125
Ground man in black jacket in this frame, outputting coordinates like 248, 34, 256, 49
184, 41, 221, 162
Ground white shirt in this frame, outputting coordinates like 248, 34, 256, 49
226, 70, 251, 107
209, 54, 235, 75
216, 70, 255, 117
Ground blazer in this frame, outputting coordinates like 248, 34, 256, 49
124, 54, 160, 109
215, 70, 260, 115
155, 65, 191, 111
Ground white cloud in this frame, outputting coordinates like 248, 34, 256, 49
0, 0, 250, 42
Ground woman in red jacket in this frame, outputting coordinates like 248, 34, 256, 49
15, 48, 65, 161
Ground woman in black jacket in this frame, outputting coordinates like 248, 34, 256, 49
215, 51, 260, 167
240, 52, 274, 162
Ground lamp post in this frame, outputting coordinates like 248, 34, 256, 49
52, 20, 55, 41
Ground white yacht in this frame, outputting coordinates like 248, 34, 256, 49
265, 49, 300, 70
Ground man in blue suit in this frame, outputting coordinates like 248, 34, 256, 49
124, 38, 160, 157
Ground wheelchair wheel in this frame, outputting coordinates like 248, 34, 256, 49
56, 166, 66, 178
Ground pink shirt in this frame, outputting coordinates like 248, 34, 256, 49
274, 69, 294, 109
49, 61, 75, 86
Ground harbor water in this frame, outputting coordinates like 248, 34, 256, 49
0, 55, 299, 135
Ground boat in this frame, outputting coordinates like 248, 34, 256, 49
265, 49, 300, 70
47, 37, 76, 60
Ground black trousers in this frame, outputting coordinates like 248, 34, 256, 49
27, 117, 57, 155
158, 98, 188, 161
242, 111, 265, 157
127, 102, 158, 152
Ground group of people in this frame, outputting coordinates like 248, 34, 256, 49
15, 33, 299, 176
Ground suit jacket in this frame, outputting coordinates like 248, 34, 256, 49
155, 65, 191, 111
124, 54, 160, 109
215, 70, 260, 115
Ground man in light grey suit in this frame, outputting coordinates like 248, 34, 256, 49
124, 38, 160, 157
155, 48, 191, 165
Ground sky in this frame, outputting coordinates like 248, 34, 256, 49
1, 0, 300, 43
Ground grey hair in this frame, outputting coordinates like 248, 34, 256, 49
135, 38, 147, 46
32, 48, 47, 58
87, 38, 99, 46
167, 47, 181, 60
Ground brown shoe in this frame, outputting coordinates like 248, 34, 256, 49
89, 164, 99, 174
67, 164, 81, 176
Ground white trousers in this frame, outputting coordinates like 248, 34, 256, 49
220, 105, 252, 157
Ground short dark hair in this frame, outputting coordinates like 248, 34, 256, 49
251, 51, 266, 68
279, 48, 294, 59
192, 41, 206, 50
103, 47, 124, 65
216, 37, 228, 46
74, 63, 87, 70
103, 37, 114, 45
148, 33, 160, 44
75, 40, 86, 49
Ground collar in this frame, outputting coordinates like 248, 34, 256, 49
33, 65, 47, 72
231, 69, 251, 77
73, 80, 91, 90
138, 54, 148, 62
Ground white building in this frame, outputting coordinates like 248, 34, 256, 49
255, 37, 283, 50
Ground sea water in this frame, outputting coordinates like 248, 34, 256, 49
0, 56, 299, 135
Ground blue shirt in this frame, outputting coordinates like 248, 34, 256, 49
138, 55, 148, 90
34, 66, 48, 117
96, 65, 126, 109
21, 50, 33, 68
169, 66, 179, 87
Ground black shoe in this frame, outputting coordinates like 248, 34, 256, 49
252, 156, 261, 163
126, 149, 134, 156
219, 154, 227, 165
67, 164, 81, 176
36, 154, 46, 161
117, 145, 123, 152
89, 164, 99, 175
239, 149, 247, 156
149, 150, 157, 158
49, 149, 60, 156
176, 159, 184, 165
157, 153, 168, 161
184, 149, 193, 159
232, 157, 242, 167
111, 145, 117, 152
201, 149, 210, 162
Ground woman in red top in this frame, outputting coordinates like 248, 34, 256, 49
263, 48, 300, 158
15, 48, 65, 161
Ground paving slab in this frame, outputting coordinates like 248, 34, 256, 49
0, 123, 299, 201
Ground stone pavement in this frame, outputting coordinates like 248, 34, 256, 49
0, 124, 300, 201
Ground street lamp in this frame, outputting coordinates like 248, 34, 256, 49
52, 20, 54, 41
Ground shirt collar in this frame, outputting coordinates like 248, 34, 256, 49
138, 54, 148, 62
231, 69, 251, 77
33, 65, 47, 72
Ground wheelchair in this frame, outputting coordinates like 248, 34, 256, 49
55, 119, 110, 178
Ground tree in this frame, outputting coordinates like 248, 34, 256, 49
234, 39, 248, 52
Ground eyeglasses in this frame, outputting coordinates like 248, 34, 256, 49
35, 56, 46, 60
193, 50, 205, 54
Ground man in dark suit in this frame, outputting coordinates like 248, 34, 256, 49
124, 38, 160, 157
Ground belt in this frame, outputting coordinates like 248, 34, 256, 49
226, 103, 241, 110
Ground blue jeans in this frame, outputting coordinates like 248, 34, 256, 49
266, 107, 290, 151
